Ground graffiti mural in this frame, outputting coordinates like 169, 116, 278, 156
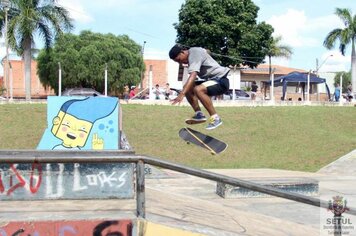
0, 220, 133, 235
1, 96, 134, 200
37, 96, 119, 150
0, 163, 134, 200
0, 96, 135, 201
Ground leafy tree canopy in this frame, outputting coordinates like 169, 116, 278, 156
334, 71, 351, 93
37, 30, 145, 95
324, 8, 356, 94
173, 0, 274, 67
2, 0, 73, 100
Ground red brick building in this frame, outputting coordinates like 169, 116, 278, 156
142, 59, 169, 89
2, 59, 55, 98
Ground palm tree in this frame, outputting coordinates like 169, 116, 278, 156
324, 8, 356, 97
267, 35, 293, 78
5, 0, 73, 100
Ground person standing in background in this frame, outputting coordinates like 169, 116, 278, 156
251, 81, 258, 100
334, 83, 340, 102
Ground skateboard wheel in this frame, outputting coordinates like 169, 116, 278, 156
211, 151, 215, 155
186, 142, 190, 144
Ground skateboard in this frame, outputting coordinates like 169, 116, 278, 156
179, 127, 228, 155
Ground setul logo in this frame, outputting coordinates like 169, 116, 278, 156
328, 196, 350, 216
322, 195, 355, 235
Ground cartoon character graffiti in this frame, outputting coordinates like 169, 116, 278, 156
37, 96, 119, 150
51, 97, 118, 150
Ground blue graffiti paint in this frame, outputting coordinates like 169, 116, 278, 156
59, 225, 77, 236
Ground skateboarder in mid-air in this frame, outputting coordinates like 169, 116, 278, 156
169, 44, 230, 130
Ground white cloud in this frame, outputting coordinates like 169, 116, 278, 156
305, 14, 343, 32
57, 0, 94, 23
58, 0, 149, 13
95, 0, 138, 8
266, 9, 344, 48
144, 47, 169, 60
267, 9, 315, 47
317, 51, 350, 72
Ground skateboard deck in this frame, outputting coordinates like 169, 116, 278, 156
179, 127, 228, 155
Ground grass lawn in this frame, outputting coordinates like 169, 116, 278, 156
0, 103, 355, 172
122, 104, 355, 172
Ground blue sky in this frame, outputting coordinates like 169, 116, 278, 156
1, 0, 355, 74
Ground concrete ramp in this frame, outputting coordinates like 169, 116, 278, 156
217, 177, 319, 198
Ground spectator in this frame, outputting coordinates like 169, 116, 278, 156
334, 83, 340, 102
129, 86, 136, 99
251, 81, 258, 100
165, 83, 171, 100
346, 83, 353, 102
154, 84, 161, 100
123, 85, 129, 101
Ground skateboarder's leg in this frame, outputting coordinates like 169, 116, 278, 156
195, 79, 228, 129
185, 89, 207, 123
185, 89, 201, 112
194, 82, 217, 116
194, 85, 216, 116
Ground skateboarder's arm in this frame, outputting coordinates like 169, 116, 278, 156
182, 71, 198, 95
171, 71, 198, 104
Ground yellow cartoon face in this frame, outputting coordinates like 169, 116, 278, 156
51, 111, 93, 148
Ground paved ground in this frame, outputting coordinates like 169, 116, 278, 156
0, 150, 355, 235
143, 150, 356, 235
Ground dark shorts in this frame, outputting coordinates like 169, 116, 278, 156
199, 77, 229, 96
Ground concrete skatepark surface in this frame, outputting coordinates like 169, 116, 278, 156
0, 150, 355, 235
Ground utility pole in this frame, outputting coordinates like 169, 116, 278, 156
9, 61, 12, 100
315, 54, 333, 76
58, 62, 62, 96
2, 0, 10, 99
104, 63, 108, 96
140, 41, 146, 90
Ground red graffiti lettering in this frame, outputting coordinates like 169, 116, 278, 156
7, 165, 26, 196
5, 163, 43, 195
0, 174, 4, 193
30, 163, 42, 194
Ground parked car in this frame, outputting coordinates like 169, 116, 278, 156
223, 89, 250, 100
62, 88, 102, 97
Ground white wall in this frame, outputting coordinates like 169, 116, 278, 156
227, 69, 241, 90
166, 62, 242, 91
166, 60, 181, 90
319, 72, 336, 93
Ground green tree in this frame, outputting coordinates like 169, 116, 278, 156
0, 3, 7, 37
323, 8, 356, 95
334, 71, 351, 93
267, 35, 293, 78
37, 31, 145, 95
173, 0, 273, 67
5, 0, 73, 100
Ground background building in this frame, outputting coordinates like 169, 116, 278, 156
142, 60, 331, 101
1, 59, 55, 99
1, 58, 332, 101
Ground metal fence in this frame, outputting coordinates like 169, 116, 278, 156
0, 149, 355, 218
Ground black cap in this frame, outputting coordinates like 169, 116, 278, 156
169, 44, 183, 59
